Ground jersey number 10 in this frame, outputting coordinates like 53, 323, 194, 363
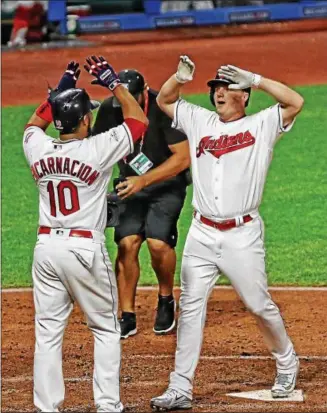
47, 180, 80, 216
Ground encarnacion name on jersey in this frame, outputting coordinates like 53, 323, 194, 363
30, 156, 100, 185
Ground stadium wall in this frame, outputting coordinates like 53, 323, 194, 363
47, 0, 327, 35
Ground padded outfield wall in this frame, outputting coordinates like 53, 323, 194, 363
47, 0, 327, 34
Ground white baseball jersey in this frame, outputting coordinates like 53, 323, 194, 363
173, 100, 295, 220
23, 123, 134, 231
165, 100, 299, 400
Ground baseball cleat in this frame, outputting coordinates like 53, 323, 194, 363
150, 388, 192, 411
97, 402, 124, 412
271, 358, 300, 398
119, 312, 137, 339
153, 296, 176, 335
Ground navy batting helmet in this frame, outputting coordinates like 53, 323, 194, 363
207, 73, 251, 107
113, 69, 146, 107
50, 88, 100, 134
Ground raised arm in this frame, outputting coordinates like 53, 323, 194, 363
26, 61, 81, 131
157, 55, 195, 119
26, 103, 52, 131
255, 77, 304, 127
84, 55, 148, 141
218, 65, 304, 127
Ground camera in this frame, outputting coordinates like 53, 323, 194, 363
106, 176, 126, 227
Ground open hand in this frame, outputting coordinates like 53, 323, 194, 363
218, 65, 261, 90
115, 176, 146, 199
56, 61, 81, 91
175, 55, 195, 84
84, 55, 121, 91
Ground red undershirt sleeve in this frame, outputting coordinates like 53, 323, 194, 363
35, 100, 53, 123
124, 118, 148, 143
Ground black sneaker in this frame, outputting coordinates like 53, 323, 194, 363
153, 295, 176, 335
119, 312, 137, 339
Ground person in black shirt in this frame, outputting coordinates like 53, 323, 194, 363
92, 69, 191, 339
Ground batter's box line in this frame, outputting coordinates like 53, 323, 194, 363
124, 354, 327, 361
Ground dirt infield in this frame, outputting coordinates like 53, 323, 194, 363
2, 20, 327, 412
2, 22, 327, 107
2, 289, 327, 412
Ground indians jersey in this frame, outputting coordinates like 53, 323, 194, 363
23, 123, 134, 231
173, 100, 295, 220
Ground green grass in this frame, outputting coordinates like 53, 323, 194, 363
2, 85, 327, 287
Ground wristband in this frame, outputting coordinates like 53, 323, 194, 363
36, 100, 53, 123
252, 73, 262, 88
109, 78, 121, 91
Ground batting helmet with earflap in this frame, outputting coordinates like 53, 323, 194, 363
207, 73, 251, 107
50, 88, 100, 134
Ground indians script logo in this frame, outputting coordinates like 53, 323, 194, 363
196, 131, 256, 159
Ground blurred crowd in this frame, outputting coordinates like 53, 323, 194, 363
2, 0, 305, 47
160, 0, 302, 12
2, 0, 48, 47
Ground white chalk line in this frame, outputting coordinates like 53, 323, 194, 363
2, 286, 327, 293
2, 355, 327, 384
138, 286, 327, 292
131, 354, 327, 360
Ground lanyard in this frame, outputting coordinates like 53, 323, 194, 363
124, 88, 149, 163
139, 88, 149, 152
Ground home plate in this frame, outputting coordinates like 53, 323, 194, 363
227, 390, 304, 402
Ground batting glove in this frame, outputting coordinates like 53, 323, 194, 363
47, 61, 81, 106
84, 55, 121, 91
175, 55, 195, 84
217, 65, 262, 90
56, 61, 81, 91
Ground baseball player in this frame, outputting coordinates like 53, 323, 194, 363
23, 56, 148, 412
150, 56, 304, 410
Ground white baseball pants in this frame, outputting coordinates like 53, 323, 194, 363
169, 216, 298, 398
32, 232, 123, 412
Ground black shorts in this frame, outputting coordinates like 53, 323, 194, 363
114, 185, 186, 248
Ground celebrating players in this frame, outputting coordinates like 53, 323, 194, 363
23, 57, 148, 412
150, 56, 304, 410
